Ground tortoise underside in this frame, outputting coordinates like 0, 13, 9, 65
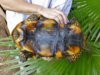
12, 14, 83, 62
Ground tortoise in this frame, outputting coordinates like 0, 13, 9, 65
11, 13, 83, 62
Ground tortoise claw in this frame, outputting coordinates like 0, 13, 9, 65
19, 50, 34, 62
66, 53, 80, 62
19, 52, 27, 62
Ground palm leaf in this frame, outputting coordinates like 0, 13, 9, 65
69, 0, 100, 42
0, 38, 100, 75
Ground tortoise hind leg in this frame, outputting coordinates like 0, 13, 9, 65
19, 50, 34, 62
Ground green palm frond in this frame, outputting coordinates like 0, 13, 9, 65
0, 37, 100, 75
0, 36, 15, 47
69, 0, 100, 42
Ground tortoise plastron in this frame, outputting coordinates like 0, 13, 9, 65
12, 13, 83, 62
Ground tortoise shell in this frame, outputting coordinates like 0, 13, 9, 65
11, 13, 83, 62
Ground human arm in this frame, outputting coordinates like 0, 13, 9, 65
0, 6, 6, 18
0, 0, 67, 24
0, 0, 42, 14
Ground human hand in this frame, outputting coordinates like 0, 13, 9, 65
38, 8, 68, 24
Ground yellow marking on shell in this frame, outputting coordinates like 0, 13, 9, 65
11, 22, 23, 40
66, 46, 80, 55
69, 21, 81, 34
43, 19, 55, 28
25, 19, 37, 25
42, 27, 54, 32
11, 21, 25, 49
59, 24, 64, 28
38, 47, 52, 57
15, 28, 24, 48
15, 39, 21, 48
22, 46, 33, 53
55, 50, 63, 58
66, 46, 81, 62
25, 20, 37, 31
42, 19, 55, 32
39, 51, 52, 57
70, 25, 81, 34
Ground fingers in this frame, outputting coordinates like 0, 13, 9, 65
39, 8, 68, 24
54, 14, 64, 24
53, 9, 67, 24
